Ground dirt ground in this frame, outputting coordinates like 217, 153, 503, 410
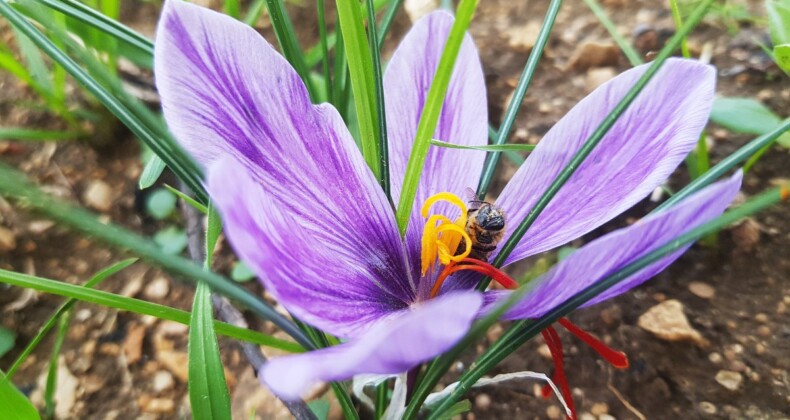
1, 0, 788, 419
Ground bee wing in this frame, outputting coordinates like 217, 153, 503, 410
464, 187, 484, 210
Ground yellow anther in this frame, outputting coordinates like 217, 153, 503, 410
421, 192, 468, 219
420, 192, 471, 276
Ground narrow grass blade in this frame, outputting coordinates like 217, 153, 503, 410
365, 0, 390, 196
0, 268, 303, 352
336, 0, 381, 178
670, 0, 691, 58
427, 185, 788, 418
164, 184, 208, 214
378, 0, 403, 47
0, 127, 80, 141
32, 0, 154, 60
481, 0, 717, 290
431, 139, 535, 152
0, 162, 312, 349
44, 313, 68, 419
582, 0, 644, 66
395, 0, 480, 235
139, 154, 166, 189
476, 0, 561, 199
317, 0, 332, 100
188, 282, 232, 420
5, 258, 139, 379
243, 0, 266, 26
0, 1, 207, 203
0, 370, 39, 420
224, 0, 240, 18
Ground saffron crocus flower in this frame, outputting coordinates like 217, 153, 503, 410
155, 0, 741, 400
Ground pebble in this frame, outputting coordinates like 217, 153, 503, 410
757, 325, 772, 337
546, 405, 562, 419
122, 323, 146, 365
538, 343, 553, 359
144, 276, 170, 299
777, 302, 787, 315
699, 401, 717, 414
404, 0, 438, 22
505, 21, 542, 52
0, 226, 16, 251
731, 218, 761, 251
598, 415, 616, 420
157, 350, 189, 382
708, 352, 723, 364
474, 393, 491, 411
755, 343, 766, 355
486, 324, 503, 342
585, 67, 617, 92
579, 413, 596, 420
637, 299, 707, 346
591, 402, 609, 415
139, 396, 175, 414
566, 41, 622, 71
688, 282, 715, 299
82, 180, 113, 212
754, 313, 768, 323
152, 371, 175, 393
27, 220, 54, 234
715, 370, 743, 391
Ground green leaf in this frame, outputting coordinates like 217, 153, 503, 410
766, 0, 790, 45
307, 399, 330, 420
431, 139, 536, 152
139, 155, 166, 189
0, 327, 15, 358
0, 370, 40, 420
336, 0, 380, 178
774, 43, 790, 75
433, 399, 471, 420
164, 184, 207, 214
230, 261, 256, 283
0, 127, 79, 141
710, 97, 782, 134
146, 188, 177, 220
188, 282, 231, 420
154, 226, 188, 255
0, 267, 302, 352
205, 203, 222, 269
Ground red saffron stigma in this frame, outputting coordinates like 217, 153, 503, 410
558, 318, 629, 369
430, 258, 519, 298
541, 326, 576, 420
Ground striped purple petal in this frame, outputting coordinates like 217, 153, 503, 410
484, 172, 742, 319
155, 1, 417, 336
259, 291, 482, 400
495, 58, 716, 265
384, 11, 488, 284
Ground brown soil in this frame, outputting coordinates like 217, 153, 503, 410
1, 0, 788, 419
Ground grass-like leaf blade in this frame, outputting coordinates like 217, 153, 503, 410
0, 370, 40, 420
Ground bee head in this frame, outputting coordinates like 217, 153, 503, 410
476, 205, 505, 231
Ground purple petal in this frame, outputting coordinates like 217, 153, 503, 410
484, 172, 742, 319
384, 11, 488, 284
259, 291, 482, 401
208, 158, 413, 338
157, 1, 418, 335
495, 58, 716, 265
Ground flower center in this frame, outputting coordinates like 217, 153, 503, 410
420, 192, 473, 276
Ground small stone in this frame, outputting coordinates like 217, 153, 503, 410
139, 396, 175, 414
566, 41, 621, 71
688, 282, 716, 299
584, 67, 617, 92
123, 323, 146, 365
538, 343, 553, 359
152, 371, 175, 393
0, 226, 16, 251
598, 415, 616, 420
27, 220, 54, 234
404, 0, 438, 23
715, 370, 743, 391
591, 402, 609, 415
144, 276, 170, 299
754, 313, 768, 323
699, 401, 717, 414
157, 351, 189, 382
757, 325, 771, 338
579, 413, 596, 420
638, 299, 707, 346
731, 218, 761, 251
777, 302, 787, 315
82, 180, 113, 212
486, 324, 503, 342
708, 352, 723, 364
546, 405, 562, 420
755, 343, 766, 355
474, 393, 491, 411
505, 21, 542, 52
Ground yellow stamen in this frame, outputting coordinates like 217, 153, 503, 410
420, 192, 471, 276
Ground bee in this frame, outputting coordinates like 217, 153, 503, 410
455, 190, 506, 262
